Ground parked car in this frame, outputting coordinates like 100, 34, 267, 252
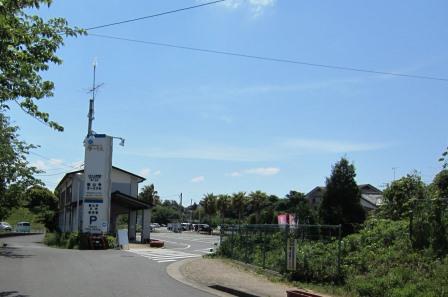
0, 222, 12, 232
196, 224, 212, 234
16, 221, 31, 233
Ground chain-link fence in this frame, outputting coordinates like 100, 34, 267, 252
219, 224, 342, 282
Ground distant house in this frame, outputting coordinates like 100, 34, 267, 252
305, 184, 383, 211
55, 166, 150, 240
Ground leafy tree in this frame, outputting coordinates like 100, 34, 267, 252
138, 184, 160, 206
248, 191, 269, 224
285, 190, 316, 224
200, 193, 217, 223
1, 0, 84, 131
379, 172, 427, 220
319, 158, 365, 234
25, 185, 58, 231
438, 146, 448, 169
430, 170, 448, 198
231, 192, 247, 224
0, 113, 40, 220
151, 205, 180, 225
216, 194, 230, 223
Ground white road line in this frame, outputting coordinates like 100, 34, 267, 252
127, 248, 201, 264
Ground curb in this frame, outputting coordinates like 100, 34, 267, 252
166, 258, 234, 297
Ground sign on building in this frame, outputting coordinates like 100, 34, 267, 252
82, 134, 113, 233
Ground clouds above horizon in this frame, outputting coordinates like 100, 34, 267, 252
199, 0, 276, 17
230, 167, 280, 177
191, 176, 205, 183
126, 137, 390, 162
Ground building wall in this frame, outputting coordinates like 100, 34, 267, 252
56, 168, 141, 233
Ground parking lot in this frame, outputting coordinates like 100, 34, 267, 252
130, 227, 220, 264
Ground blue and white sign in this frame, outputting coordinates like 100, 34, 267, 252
82, 134, 113, 233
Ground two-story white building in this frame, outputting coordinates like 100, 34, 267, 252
56, 166, 151, 242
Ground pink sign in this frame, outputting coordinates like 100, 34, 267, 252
277, 214, 288, 224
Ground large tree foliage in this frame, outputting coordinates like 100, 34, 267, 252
138, 184, 160, 206
319, 158, 365, 234
248, 191, 269, 224
25, 185, 58, 231
1, 0, 84, 131
231, 192, 247, 224
379, 172, 427, 220
216, 194, 230, 222
430, 170, 448, 198
285, 190, 316, 224
0, 113, 40, 219
200, 193, 217, 223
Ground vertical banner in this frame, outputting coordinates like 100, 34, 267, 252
82, 134, 113, 233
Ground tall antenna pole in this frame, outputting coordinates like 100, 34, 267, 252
87, 60, 97, 136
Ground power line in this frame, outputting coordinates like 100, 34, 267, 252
29, 151, 83, 170
88, 33, 448, 82
85, 0, 226, 31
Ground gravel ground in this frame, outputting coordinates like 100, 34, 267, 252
180, 258, 296, 297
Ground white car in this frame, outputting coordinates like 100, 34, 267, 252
0, 222, 12, 232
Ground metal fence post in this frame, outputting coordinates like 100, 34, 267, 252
262, 229, 266, 269
244, 227, 249, 263
284, 224, 290, 272
337, 224, 342, 281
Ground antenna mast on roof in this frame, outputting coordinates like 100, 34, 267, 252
87, 59, 103, 136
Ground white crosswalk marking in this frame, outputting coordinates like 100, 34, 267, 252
128, 248, 201, 263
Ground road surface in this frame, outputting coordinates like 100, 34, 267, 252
0, 234, 215, 297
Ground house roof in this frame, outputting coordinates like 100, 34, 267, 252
305, 184, 383, 207
56, 166, 146, 190
111, 191, 151, 210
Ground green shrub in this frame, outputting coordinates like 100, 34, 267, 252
44, 232, 80, 249
106, 235, 116, 249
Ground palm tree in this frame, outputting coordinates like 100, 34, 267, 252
200, 193, 217, 223
217, 194, 230, 224
231, 192, 247, 224
138, 184, 160, 206
248, 190, 269, 224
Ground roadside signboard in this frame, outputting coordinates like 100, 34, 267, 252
287, 238, 297, 271
117, 229, 129, 250
82, 134, 113, 233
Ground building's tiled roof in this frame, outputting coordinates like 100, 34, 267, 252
56, 166, 146, 190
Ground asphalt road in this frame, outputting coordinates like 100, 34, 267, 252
0, 234, 214, 297
151, 229, 220, 254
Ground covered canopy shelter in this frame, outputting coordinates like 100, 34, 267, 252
111, 191, 152, 242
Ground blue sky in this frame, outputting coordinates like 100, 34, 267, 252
9, 0, 448, 203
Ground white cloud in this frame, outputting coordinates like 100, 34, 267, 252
32, 160, 47, 170
283, 139, 388, 153
244, 167, 280, 176
208, 0, 275, 16
139, 168, 151, 178
126, 138, 389, 162
49, 159, 64, 167
153, 170, 161, 176
229, 171, 242, 177
191, 176, 205, 183
71, 160, 84, 169
230, 167, 280, 177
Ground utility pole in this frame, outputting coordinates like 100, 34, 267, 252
190, 198, 193, 223
179, 193, 183, 223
